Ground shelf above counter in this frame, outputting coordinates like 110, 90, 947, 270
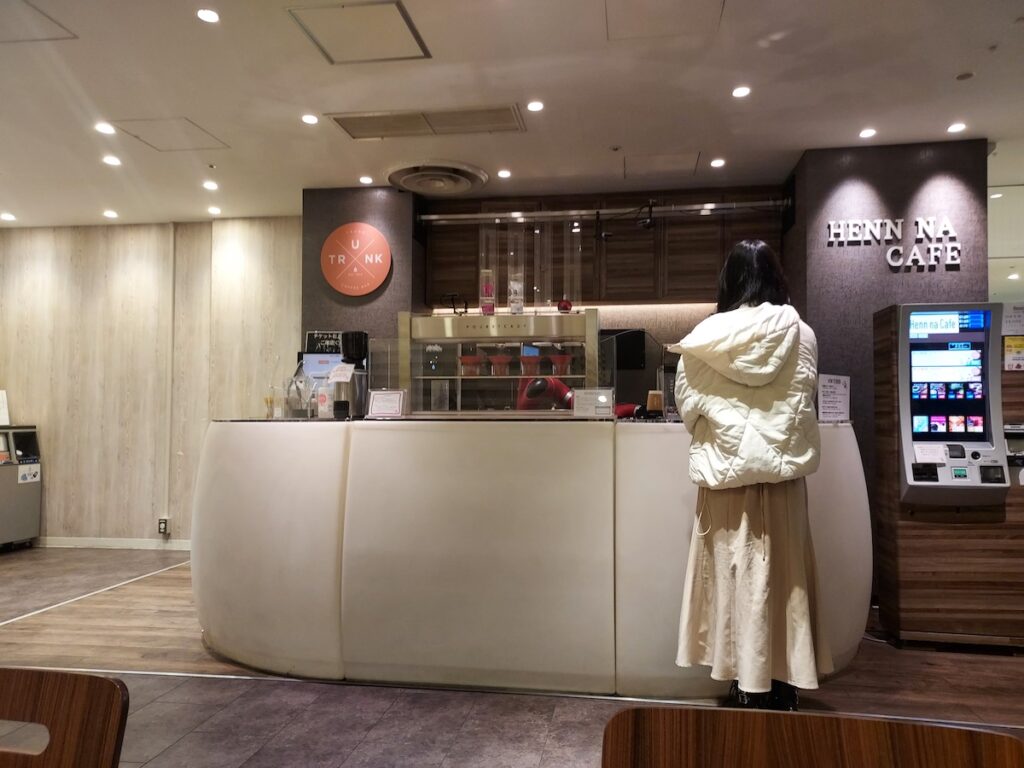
413, 374, 585, 380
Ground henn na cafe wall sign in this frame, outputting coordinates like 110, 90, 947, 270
321, 222, 392, 296
826, 215, 962, 269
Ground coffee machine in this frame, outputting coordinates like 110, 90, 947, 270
335, 331, 369, 419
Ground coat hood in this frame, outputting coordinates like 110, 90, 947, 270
669, 303, 801, 387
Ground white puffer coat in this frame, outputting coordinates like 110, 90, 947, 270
670, 302, 820, 490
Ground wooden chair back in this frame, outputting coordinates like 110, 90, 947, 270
0, 668, 128, 768
602, 706, 1024, 768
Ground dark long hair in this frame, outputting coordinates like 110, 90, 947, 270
716, 239, 790, 313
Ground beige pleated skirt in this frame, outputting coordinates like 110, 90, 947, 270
676, 478, 833, 693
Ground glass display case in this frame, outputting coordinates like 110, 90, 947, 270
396, 309, 600, 417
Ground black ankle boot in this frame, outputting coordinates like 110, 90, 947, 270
723, 681, 769, 709
768, 680, 799, 711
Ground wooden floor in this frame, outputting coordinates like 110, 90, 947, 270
0, 562, 252, 677
0, 554, 1023, 733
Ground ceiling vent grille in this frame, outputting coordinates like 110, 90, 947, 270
388, 162, 489, 196
330, 105, 524, 140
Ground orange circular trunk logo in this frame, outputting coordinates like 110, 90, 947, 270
320, 222, 392, 296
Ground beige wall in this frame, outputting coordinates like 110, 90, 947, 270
0, 217, 301, 544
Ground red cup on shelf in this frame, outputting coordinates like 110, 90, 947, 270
460, 355, 485, 377
548, 354, 573, 377
520, 356, 542, 377
488, 354, 514, 377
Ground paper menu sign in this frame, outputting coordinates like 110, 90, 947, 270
328, 363, 355, 383
1003, 304, 1024, 336
0, 390, 9, 425
913, 444, 946, 464
817, 374, 850, 423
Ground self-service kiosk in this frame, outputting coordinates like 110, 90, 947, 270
898, 303, 1009, 505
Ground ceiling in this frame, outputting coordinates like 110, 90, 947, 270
1, 0, 1023, 227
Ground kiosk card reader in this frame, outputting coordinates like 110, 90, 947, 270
898, 303, 1009, 505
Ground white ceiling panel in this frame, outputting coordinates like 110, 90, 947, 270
0, 0, 75, 43
112, 118, 229, 152
289, 2, 428, 64
605, 0, 722, 42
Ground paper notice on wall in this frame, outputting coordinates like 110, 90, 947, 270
913, 444, 946, 464
817, 374, 850, 423
1003, 304, 1024, 336
1005, 336, 1024, 371
0, 390, 9, 425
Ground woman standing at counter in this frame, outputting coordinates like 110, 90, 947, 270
672, 240, 832, 710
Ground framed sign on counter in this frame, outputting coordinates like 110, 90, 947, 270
366, 390, 406, 419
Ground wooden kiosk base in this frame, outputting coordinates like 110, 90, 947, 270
873, 306, 1024, 644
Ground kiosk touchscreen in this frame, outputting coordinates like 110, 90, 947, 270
898, 303, 1009, 504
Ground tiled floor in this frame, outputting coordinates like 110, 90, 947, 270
115, 675, 625, 768
2, 547, 1023, 767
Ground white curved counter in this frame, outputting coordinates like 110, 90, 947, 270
192, 420, 871, 697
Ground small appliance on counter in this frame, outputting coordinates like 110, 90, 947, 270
337, 331, 369, 419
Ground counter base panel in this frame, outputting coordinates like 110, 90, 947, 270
191, 421, 349, 679
340, 421, 617, 694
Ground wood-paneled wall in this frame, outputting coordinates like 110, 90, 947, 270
0, 225, 174, 540
0, 217, 302, 543
168, 223, 212, 541
873, 307, 1024, 643
421, 187, 783, 308
209, 218, 302, 420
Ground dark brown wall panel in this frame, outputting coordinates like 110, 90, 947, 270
664, 219, 722, 302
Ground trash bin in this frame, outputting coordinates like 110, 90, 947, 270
0, 426, 42, 547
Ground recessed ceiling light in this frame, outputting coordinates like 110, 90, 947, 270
703, 203, 716, 209
358, 176, 373, 185
526, 101, 544, 112
710, 158, 726, 168
859, 128, 877, 139
991, 193, 1003, 199
732, 86, 751, 98
700, 209, 711, 216
208, 206, 221, 215
94, 121, 116, 135
0, 212, 16, 222
103, 210, 118, 219
497, 169, 512, 179
1010, 272, 1020, 280
203, 180, 218, 191
197, 9, 219, 23
102, 155, 121, 166
301, 114, 319, 125
947, 122, 967, 133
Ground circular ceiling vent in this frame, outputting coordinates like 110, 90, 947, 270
387, 161, 488, 196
